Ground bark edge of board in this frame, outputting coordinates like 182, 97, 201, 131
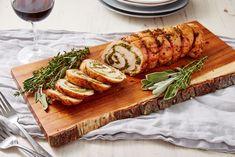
48, 72, 235, 147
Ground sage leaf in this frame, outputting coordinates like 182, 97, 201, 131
164, 84, 179, 100
146, 70, 175, 83
141, 56, 208, 100
141, 79, 151, 85
34, 91, 39, 103
141, 79, 155, 90
38, 92, 48, 110
151, 77, 176, 97
35, 87, 49, 110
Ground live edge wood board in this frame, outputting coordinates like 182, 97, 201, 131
11, 21, 235, 147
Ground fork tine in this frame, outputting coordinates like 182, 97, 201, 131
0, 128, 8, 139
0, 92, 15, 113
0, 134, 4, 141
0, 97, 8, 114
0, 103, 3, 115
0, 135, 3, 141
0, 98, 9, 116
2, 127, 11, 137
0, 122, 12, 137
0, 100, 7, 116
0, 128, 5, 140
0, 92, 15, 111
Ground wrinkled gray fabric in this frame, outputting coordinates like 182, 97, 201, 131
0, 29, 235, 153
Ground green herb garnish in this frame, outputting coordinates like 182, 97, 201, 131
15, 48, 90, 110
141, 56, 208, 100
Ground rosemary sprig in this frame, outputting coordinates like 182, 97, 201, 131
15, 48, 90, 110
141, 56, 208, 100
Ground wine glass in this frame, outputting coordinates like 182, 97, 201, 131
11, 0, 55, 63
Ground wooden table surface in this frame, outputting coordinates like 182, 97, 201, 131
0, 0, 235, 157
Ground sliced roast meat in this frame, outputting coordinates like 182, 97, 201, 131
55, 79, 94, 99
80, 59, 126, 84
102, 40, 147, 76
45, 89, 83, 106
66, 69, 111, 92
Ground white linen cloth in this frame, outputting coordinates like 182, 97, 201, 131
0, 29, 235, 153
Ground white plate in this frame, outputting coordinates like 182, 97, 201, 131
102, 0, 188, 14
99, 0, 186, 18
126, 0, 175, 3
117, 0, 177, 7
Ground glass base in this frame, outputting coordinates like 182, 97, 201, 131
17, 45, 56, 64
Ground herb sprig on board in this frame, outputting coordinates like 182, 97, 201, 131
141, 56, 208, 100
15, 48, 90, 110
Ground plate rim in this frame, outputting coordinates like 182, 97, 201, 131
126, 0, 175, 3
99, 0, 187, 18
117, 0, 177, 7
102, 0, 188, 14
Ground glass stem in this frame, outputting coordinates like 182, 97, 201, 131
31, 22, 38, 50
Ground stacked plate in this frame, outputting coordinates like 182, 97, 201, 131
99, 0, 189, 18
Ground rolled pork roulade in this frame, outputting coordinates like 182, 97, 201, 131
102, 23, 205, 76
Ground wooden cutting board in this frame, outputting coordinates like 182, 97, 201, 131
11, 21, 235, 147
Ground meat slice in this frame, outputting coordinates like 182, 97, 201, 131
187, 23, 205, 58
45, 89, 82, 106
102, 40, 147, 76
80, 59, 126, 84
175, 24, 194, 57
151, 29, 173, 65
66, 69, 111, 92
163, 27, 182, 62
121, 34, 139, 42
136, 30, 159, 70
122, 34, 148, 72
55, 79, 94, 99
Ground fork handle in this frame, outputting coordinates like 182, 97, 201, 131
14, 122, 52, 157
15, 144, 46, 157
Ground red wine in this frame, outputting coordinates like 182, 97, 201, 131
12, 0, 54, 22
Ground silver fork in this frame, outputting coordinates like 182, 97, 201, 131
0, 125, 45, 157
0, 91, 52, 157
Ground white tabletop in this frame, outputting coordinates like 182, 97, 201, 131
0, 0, 235, 157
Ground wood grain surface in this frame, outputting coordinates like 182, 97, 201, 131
11, 21, 235, 147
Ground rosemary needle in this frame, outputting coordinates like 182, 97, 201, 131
15, 48, 90, 110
